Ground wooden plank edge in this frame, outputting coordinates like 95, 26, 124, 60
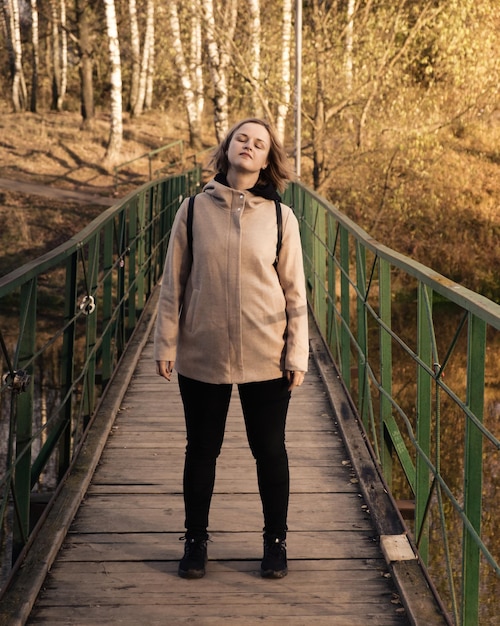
0, 288, 160, 626
308, 314, 452, 626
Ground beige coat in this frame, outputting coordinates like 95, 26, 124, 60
154, 179, 308, 384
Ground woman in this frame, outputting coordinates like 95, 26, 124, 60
154, 118, 308, 579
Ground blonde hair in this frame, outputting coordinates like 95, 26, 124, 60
209, 118, 295, 193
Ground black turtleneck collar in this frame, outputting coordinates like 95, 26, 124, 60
215, 172, 281, 202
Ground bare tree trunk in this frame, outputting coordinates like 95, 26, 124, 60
132, 0, 154, 117
311, 0, 327, 189
190, 6, 204, 125
128, 0, 140, 112
48, 0, 69, 111
167, 0, 203, 149
59, 0, 68, 110
76, 0, 95, 128
145, 24, 154, 110
276, 0, 293, 143
30, 0, 39, 112
202, 0, 237, 141
248, 0, 262, 116
345, 0, 355, 93
50, 0, 60, 110
104, 0, 123, 163
6, 0, 27, 111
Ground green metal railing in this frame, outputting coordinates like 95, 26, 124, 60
0, 168, 201, 592
284, 183, 500, 626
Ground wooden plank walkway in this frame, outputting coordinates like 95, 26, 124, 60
25, 329, 412, 625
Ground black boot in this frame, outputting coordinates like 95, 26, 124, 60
261, 535, 288, 578
178, 535, 208, 579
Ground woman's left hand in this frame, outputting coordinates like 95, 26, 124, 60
286, 370, 305, 391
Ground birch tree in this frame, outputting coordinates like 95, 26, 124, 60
167, 0, 203, 148
276, 0, 293, 143
49, 0, 67, 111
248, 0, 261, 116
128, 0, 141, 113
59, 0, 68, 110
4, 0, 27, 111
189, 7, 203, 127
345, 0, 355, 93
30, 0, 39, 112
50, 0, 60, 109
132, 0, 154, 117
75, 0, 95, 128
104, 0, 123, 162
202, 0, 237, 141
145, 25, 154, 110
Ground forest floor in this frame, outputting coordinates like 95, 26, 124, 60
0, 106, 207, 277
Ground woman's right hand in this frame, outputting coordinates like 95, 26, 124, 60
156, 360, 174, 381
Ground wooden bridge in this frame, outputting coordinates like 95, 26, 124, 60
1, 292, 444, 625
2, 171, 498, 625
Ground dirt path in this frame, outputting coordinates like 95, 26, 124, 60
0, 177, 117, 207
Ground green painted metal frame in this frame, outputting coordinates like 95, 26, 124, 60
0, 168, 200, 591
284, 182, 500, 626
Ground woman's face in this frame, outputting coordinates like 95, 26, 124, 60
226, 122, 271, 177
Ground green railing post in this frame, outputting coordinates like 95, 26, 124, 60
326, 216, 338, 359
156, 182, 166, 283
313, 200, 327, 334
356, 242, 369, 428
127, 199, 138, 336
340, 226, 351, 388
415, 283, 433, 563
379, 258, 394, 484
117, 211, 127, 357
302, 192, 315, 302
59, 253, 78, 475
82, 236, 99, 427
101, 221, 114, 389
461, 313, 486, 625
145, 187, 155, 297
13, 280, 37, 558
136, 191, 146, 312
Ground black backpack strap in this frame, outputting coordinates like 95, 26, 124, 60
187, 195, 195, 259
274, 199, 282, 269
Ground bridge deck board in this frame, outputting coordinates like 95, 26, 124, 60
26, 335, 408, 625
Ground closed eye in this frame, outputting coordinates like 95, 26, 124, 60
235, 133, 267, 150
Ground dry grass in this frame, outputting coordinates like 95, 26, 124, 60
0, 105, 201, 277
324, 118, 500, 301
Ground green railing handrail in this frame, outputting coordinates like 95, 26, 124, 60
0, 168, 201, 594
284, 182, 500, 626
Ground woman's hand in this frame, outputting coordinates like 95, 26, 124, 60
286, 370, 305, 391
156, 360, 174, 381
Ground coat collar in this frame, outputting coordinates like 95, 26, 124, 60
214, 172, 281, 202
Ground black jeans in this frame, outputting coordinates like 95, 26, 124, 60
178, 374, 291, 539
